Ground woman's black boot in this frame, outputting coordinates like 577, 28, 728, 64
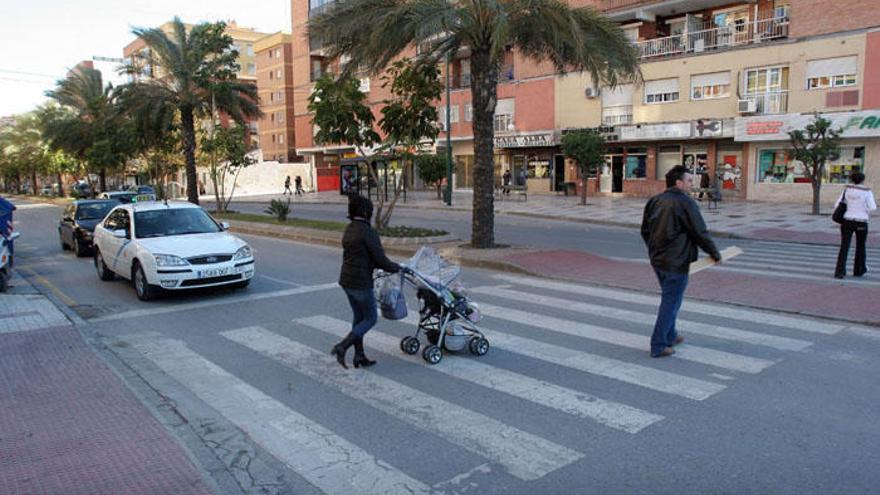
331, 333, 356, 369
352, 337, 376, 368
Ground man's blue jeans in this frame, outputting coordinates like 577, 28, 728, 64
343, 287, 378, 338
651, 268, 689, 356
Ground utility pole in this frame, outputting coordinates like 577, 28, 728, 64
444, 54, 453, 206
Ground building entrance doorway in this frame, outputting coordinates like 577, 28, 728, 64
553, 155, 565, 191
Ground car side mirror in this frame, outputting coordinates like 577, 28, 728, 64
220, 222, 230, 230
111, 229, 128, 239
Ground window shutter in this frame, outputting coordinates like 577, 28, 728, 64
690, 72, 730, 88
601, 84, 634, 106
806, 56, 858, 78
644, 78, 679, 95
495, 98, 515, 116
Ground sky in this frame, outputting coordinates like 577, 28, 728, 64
0, 0, 291, 117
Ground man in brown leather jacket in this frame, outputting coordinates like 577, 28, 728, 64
641, 165, 721, 358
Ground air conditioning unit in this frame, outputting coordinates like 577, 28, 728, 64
585, 87, 600, 99
437, 121, 447, 131
737, 98, 757, 113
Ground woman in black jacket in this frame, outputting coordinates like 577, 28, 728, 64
331, 195, 403, 368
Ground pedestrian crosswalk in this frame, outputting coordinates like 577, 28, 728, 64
122, 274, 848, 493
716, 240, 880, 286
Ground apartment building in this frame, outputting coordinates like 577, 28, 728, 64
255, 33, 298, 162
292, 0, 880, 201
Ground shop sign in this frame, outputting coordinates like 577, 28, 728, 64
735, 111, 880, 141
494, 133, 557, 148
692, 119, 724, 138
619, 122, 691, 141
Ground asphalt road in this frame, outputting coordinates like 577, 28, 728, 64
10, 200, 880, 494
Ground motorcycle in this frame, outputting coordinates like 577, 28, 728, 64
0, 231, 19, 292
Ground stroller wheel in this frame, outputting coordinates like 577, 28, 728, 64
422, 345, 442, 365
469, 337, 490, 356
400, 336, 420, 355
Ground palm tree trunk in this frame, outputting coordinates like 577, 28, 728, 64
57, 172, 64, 197
180, 106, 199, 205
469, 49, 499, 248
581, 167, 588, 206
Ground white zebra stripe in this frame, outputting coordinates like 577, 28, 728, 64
390, 313, 724, 400
296, 315, 664, 434
478, 303, 775, 374
492, 274, 844, 335
222, 326, 583, 481
128, 336, 432, 495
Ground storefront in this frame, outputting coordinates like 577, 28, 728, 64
734, 111, 880, 203
493, 132, 562, 194
615, 119, 744, 197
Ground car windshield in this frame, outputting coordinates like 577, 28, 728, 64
76, 203, 116, 220
135, 208, 221, 238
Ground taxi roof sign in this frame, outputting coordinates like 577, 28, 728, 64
133, 193, 157, 203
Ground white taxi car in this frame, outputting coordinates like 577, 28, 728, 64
92, 201, 255, 300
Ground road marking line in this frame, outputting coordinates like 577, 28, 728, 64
478, 303, 774, 374
492, 274, 844, 335
91, 282, 338, 322
259, 274, 303, 287
390, 314, 724, 400
471, 286, 812, 352
19, 266, 77, 307
128, 336, 431, 495
712, 265, 880, 286
297, 315, 664, 434
223, 326, 583, 481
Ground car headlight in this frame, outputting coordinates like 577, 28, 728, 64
233, 245, 253, 260
154, 254, 189, 267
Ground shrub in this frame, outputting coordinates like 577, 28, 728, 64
265, 197, 292, 222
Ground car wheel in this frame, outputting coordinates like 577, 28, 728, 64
133, 262, 159, 301
94, 250, 115, 281
73, 237, 86, 257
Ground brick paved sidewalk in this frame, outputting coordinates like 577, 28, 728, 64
0, 278, 212, 494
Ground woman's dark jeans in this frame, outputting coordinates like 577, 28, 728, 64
835, 220, 869, 277
343, 287, 378, 338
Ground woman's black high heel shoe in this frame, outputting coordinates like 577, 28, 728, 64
353, 355, 376, 368
331, 333, 356, 369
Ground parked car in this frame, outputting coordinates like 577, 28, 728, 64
40, 184, 54, 196
71, 182, 93, 199
98, 191, 137, 203
92, 201, 254, 301
136, 185, 156, 195
58, 199, 119, 256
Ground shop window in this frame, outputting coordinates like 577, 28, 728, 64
828, 146, 865, 184
454, 155, 474, 188
625, 154, 646, 179
757, 149, 806, 183
683, 147, 708, 176
528, 157, 551, 179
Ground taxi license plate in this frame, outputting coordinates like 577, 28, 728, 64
198, 267, 229, 279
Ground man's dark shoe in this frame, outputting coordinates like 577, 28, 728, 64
651, 347, 675, 358
834, 274, 844, 279
673, 335, 684, 346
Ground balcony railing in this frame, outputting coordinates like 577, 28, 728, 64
636, 17, 789, 59
743, 90, 789, 114
602, 106, 633, 125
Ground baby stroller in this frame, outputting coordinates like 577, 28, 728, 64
377, 246, 489, 365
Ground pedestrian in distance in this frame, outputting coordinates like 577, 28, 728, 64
294, 175, 304, 196
331, 195, 406, 369
641, 165, 722, 358
502, 170, 512, 195
834, 172, 877, 279
283, 176, 293, 195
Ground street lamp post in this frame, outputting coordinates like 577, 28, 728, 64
445, 54, 452, 206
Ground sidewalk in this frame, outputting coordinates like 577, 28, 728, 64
232, 189, 880, 247
0, 272, 212, 494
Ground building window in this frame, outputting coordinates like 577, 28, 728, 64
493, 98, 515, 132
464, 103, 472, 122
279, 134, 284, 144
271, 135, 276, 143
277, 112, 284, 124
744, 66, 789, 113
691, 72, 730, 100
247, 63, 256, 75
270, 113, 275, 122
644, 78, 679, 104
806, 56, 858, 89
276, 69, 283, 79
246, 44, 254, 56
601, 84, 634, 124
269, 71, 273, 81
310, 58, 324, 82
438, 105, 460, 125
276, 48, 282, 58
269, 93, 274, 102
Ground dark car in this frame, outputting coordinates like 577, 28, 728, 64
136, 185, 156, 195
58, 199, 119, 256
98, 191, 138, 203
71, 182, 93, 199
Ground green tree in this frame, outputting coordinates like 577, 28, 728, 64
1, 113, 51, 195
120, 18, 262, 204
199, 124, 255, 212
415, 153, 449, 199
310, 0, 640, 247
43, 67, 134, 192
561, 130, 605, 206
788, 114, 843, 215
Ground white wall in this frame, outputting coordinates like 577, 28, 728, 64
201, 159, 315, 197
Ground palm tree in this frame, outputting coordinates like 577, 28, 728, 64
120, 18, 261, 204
43, 68, 130, 192
310, 0, 640, 248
